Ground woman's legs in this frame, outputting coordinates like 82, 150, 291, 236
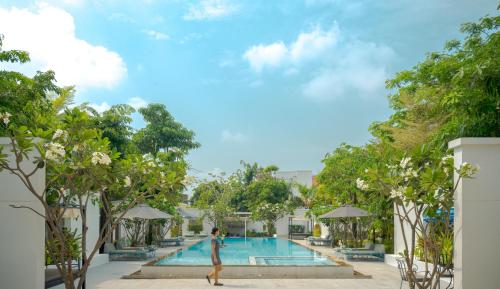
214, 265, 222, 284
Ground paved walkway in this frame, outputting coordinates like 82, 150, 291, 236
54, 239, 404, 289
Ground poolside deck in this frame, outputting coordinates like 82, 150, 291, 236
52, 239, 407, 289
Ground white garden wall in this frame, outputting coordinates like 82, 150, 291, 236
0, 138, 45, 289
450, 137, 500, 289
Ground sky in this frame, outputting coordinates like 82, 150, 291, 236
0, 0, 498, 179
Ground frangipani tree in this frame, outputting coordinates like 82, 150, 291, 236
251, 201, 293, 236
192, 173, 236, 233
0, 108, 183, 289
357, 150, 479, 289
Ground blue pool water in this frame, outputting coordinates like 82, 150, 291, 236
155, 237, 336, 266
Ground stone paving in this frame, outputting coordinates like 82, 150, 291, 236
54, 239, 405, 289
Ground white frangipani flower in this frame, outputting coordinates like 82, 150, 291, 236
356, 178, 369, 190
45, 142, 66, 160
124, 176, 131, 187
1, 112, 12, 125
458, 162, 479, 177
390, 186, 406, 200
91, 152, 112, 165
441, 155, 453, 162
53, 129, 68, 141
399, 157, 412, 169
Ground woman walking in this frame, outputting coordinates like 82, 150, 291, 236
206, 227, 223, 286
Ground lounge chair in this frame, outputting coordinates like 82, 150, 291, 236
159, 237, 185, 247
106, 243, 156, 261
337, 244, 385, 261
307, 235, 332, 246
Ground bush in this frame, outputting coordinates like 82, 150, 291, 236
171, 224, 181, 237
289, 224, 305, 233
246, 230, 268, 237
188, 219, 203, 234
313, 223, 321, 237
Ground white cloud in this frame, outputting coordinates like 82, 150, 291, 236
0, 3, 127, 89
89, 102, 111, 113
302, 41, 394, 101
243, 42, 288, 72
243, 23, 395, 101
184, 0, 239, 21
243, 25, 338, 72
127, 97, 148, 109
289, 25, 339, 63
143, 29, 169, 40
221, 130, 249, 143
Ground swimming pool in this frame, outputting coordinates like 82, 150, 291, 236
155, 237, 336, 266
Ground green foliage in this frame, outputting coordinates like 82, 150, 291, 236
374, 13, 499, 151
289, 224, 304, 233
46, 228, 81, 265
251, 201, 292, 236
188, 218, 204, 234
245, 230, 268, 237
93, 104, 136, 157
0, 34, 197, 289
192, 173, 236, 232
133, 103, 200, 155
246, 172, 292, 208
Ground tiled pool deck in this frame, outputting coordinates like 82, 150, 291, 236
54, 239, 405, 289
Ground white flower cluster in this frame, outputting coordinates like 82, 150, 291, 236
45, 142, 66, 161
0, 112, 12, 125
399, 157, 412, 169
356, 178, 369, 190
91, 152, 111, 165
434, 187, 446, 202
441, 155, 453, 162
124, 176, 131, 188
401, 167, 418, 181
52, 129, 68, 141
458, 162, 480, 177
390, 186, 407, 200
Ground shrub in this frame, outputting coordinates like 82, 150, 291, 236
289, 224, 305, 233
188, 219, 203, 234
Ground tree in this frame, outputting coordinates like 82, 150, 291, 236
93, 104, 136, 157
359, 148, 478, 289
251, 202, 292, 236
371, 13, 499, 151
192, 174, 236, 233
133, 103, 200, 155
245, 170, 292, 208
0, 38, 194, 289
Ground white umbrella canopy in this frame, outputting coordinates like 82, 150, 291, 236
319, 205, 369, 219
120, 204, 172, 220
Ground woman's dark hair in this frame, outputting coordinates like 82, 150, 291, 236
211, 227, 219, 235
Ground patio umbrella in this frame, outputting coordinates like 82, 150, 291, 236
319, 205, 369, 219
319, 205, 370, 246
121, 203, 172, 220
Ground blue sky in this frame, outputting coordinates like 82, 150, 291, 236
0, 0, 497, 178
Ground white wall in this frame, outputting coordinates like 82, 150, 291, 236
66, 199, 108, 267
450, 138, 500, 289
275, 170, 313, 196
0, 138, 45, 289
393, 203, 418, 256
